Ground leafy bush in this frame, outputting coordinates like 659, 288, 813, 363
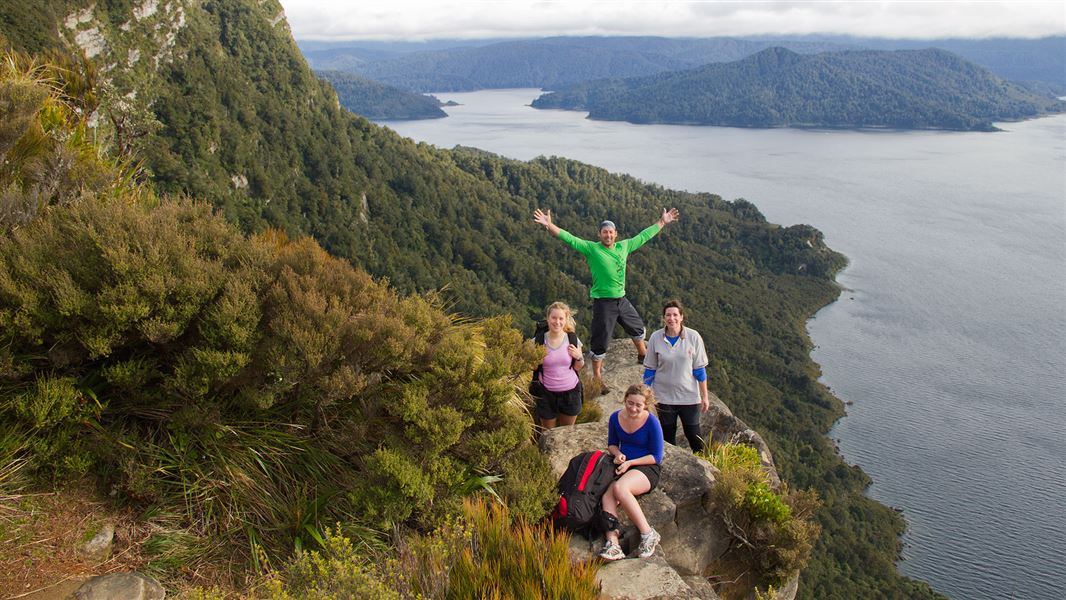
700, 443, 821, 599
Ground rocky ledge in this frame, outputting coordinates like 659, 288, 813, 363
539, 339, 798, 600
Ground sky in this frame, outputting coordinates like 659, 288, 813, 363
278, 0, 1066, 42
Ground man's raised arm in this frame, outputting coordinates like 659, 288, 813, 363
533, 208, 562, 237
657, 207, 679, 229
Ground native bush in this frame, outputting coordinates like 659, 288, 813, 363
699, 442, 821, 599
267, 527, 400, 600
0, 52, 141, 233
270, 499, 599, 600
0, 200, 551, 566
0, 63, 555, 575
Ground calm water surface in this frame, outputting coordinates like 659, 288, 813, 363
381, 90, 1066, 600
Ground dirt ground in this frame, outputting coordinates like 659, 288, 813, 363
0, 483, 148, 600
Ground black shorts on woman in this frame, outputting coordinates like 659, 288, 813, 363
534, 381, 583, 420
620, 463, 661, 490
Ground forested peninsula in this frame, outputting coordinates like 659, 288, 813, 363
532, 47, 1066, 131
1, 1, 944, 598
316, 69, 447, 120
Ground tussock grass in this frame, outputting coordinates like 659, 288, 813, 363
270, 498, 600, 600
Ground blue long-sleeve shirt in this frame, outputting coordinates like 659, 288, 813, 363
608, 411, 664, 464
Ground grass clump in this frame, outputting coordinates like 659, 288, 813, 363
269, 498, 600, 600
575, 369, 603, 424
699, 443, 821, 599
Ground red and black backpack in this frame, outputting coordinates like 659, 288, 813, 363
551, 450, 616, 534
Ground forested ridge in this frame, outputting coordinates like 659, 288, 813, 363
532, 46, 1065, 131
305, 35, 1066, 94
315, 69, 447, 120
325, 37, 846, 92
1, 1, 945, 597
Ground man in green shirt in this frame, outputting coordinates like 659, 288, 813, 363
533, 207, 679, 384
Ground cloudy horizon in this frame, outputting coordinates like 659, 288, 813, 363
279, 0, 1066, 42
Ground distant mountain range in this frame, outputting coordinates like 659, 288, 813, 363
300, 35, 1066, 93
530, 47, 1065, 131
316, 70, 447, 120
306, 37, 854, 92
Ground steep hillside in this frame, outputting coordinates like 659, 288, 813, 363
532, 46, 1065, 131
1, 2, 944, 598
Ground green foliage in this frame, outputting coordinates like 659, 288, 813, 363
492, 444, 557, 521
0, 51, 138, 232
445, 499, 599, 599
532, 47, 1066, 130
273, 499, 598, 600
268, 527, 400, 600
0, 67, 553, 575
576, 368, 604, 424
700, 443, 820, 599
316, 70, 446, 120
0, 192, 548, 566
705, 441, 763, 472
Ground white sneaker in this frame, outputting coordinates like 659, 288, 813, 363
599, 540, 625, 561
637, 529, 661, 558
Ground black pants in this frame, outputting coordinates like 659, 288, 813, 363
658, 403, 704, 452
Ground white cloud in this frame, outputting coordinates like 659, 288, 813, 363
278, 0, 1066, 41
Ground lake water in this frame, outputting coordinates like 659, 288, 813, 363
380, 89, 1066, 600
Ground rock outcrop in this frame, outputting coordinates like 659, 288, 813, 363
539, 338, 797, 600
74, 572, 165, 600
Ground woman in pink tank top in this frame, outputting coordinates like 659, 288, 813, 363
533, 302, 585, 429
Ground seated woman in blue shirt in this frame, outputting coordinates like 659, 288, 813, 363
599, 383, 664, 561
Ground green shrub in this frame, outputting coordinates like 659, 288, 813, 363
267, 528, 400, 600
0, 62, 554, 578
0, 52, 137, 233
699, 443, 821, 599
493, 443, 557, 522
270, 499, 599, 600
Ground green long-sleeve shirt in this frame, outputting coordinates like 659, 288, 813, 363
557, 223, 661, 299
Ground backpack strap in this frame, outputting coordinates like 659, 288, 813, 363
567, 331, 579, 370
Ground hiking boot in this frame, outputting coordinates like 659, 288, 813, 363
597, 378, 612, 395
599, 540, 625, 561
637, 529, 661, 558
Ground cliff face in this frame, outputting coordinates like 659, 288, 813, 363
540, 339, 799, 600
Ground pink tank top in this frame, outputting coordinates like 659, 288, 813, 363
540, 338, 580, 392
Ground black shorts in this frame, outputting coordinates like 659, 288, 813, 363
590, 297, 646, 359
534, 381, 583, 420
619, 463, 661, 491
